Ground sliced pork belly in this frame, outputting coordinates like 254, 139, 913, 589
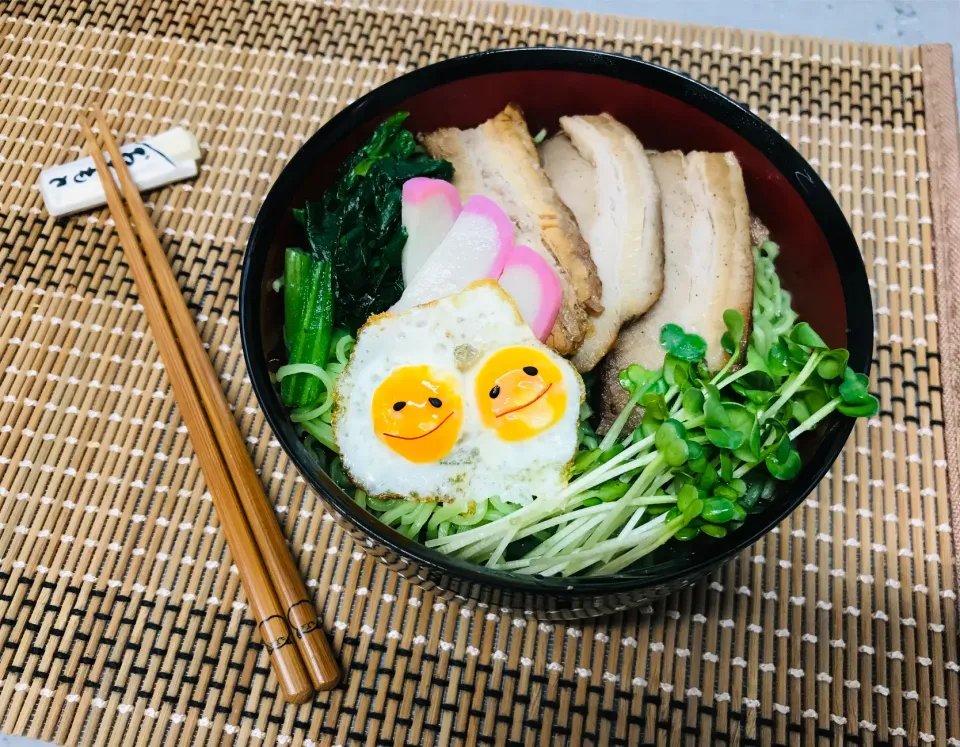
600, 150, 754, 429
541, 114, 663, 372
420, 104, 602, 355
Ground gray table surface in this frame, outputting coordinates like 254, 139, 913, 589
2, 1, 956, 746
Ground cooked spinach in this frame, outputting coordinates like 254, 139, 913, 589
293, 112, 453, 331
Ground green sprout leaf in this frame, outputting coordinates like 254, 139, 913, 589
731, 381, 775, 406
618, 363, 660, 394
674, 526, 701, 541
682, 498, 704, 522
720, 451, 733, 482
724, 403, 755, 435
655, 419, 687, 451
723, 403, 760, 461
701, 497, 737, 524
682, 388, 705, 415
759, 420, 788, 460
721, 309, 745, 355
713, 484, 739, 500
706, 426, 746, 450
660, 324, 708, 362
572, 449, 601, 475
640, 409, 662, 438
642, 392, 669, 420
783, 337, 812, 368
765, 438, 802, 480
663, 354, 691, 387
790, 322, 828, 349
803, 387, 831, 415
835, 368, 879, 416
767, 338, 791, 377
700, 461, 719, 493
817, 348, 849, 380
839, 367, 873, 404
677, 484, 699, 513
735, 420, 762, 463
664, 439, 691, 467
745, 345, 774, 381
700, 524, 728, 538
740, 478, 763, 509
838, 399, 880, 417
686, 440, 707, 473
790, 398, 812, 425
704, 393, 749, 450
598, 443, 625, 465
596, 480, 631, 502
703, 385, 730, 428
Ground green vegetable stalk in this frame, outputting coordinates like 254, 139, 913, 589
283, 247, 310, 349
281, 249, 334, 408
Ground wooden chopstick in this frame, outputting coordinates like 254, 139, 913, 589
78, 114, 327, 703
89, 112, 340, 692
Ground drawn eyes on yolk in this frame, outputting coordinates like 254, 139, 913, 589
393, 398, 442, 411
372, 366, 462, 463
487, 367, 538, 400
475, 347, 566, 441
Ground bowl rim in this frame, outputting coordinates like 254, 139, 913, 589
240, 46, 874, 598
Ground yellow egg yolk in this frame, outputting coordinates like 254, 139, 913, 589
372, 365, 463, 463
475, 346, 567, 441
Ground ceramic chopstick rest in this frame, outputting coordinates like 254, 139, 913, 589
40, 127, 201, 218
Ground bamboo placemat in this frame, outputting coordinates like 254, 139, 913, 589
1, 1, 958, 745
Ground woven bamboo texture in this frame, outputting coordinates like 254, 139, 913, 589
0, 1, 958, 745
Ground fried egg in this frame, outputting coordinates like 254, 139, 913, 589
333, 281, 583, 505
332, 304, 472, 501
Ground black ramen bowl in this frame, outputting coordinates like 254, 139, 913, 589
240, 48, 872, 619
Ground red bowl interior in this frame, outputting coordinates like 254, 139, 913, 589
262, 70, 847, 365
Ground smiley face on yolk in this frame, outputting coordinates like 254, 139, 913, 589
475, 346, 567, 441
372, 365, 463, 463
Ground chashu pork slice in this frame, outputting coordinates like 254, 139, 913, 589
600, 150, 754, 429
540, 114, 664, 373
420, 104, 602, 356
